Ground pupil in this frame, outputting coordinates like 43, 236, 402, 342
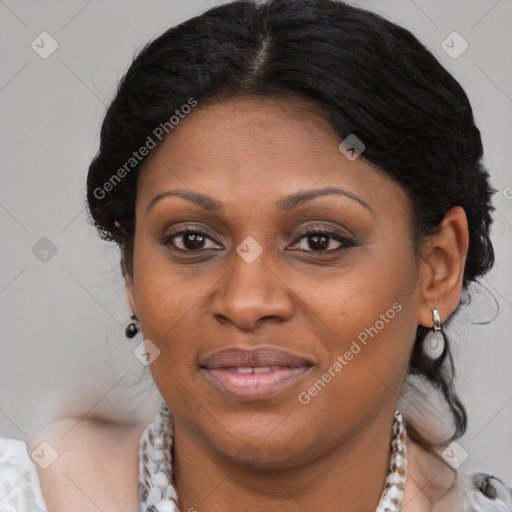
184, 233, 204, 250
309, 234, 329, 250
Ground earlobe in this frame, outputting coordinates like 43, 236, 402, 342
417, 206, 469, 328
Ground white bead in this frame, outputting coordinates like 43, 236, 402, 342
156, 499, 175, 512
151, 448, 165, 461
151, 471, 169, 487
147, 487, 162, 506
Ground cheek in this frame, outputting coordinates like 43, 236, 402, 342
300, 241, 419, 392
131, 239, 200, 359
295, 296, 416, 439
307, 242, 416, 338
132, 253, 207, 415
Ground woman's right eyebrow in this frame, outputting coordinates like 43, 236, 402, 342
146, 189, 223, 214
145, 186, 372, 215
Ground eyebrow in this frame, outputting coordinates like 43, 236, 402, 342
146, 190, 222, 213
145, 186, 372, 214
277, 186, 371, 213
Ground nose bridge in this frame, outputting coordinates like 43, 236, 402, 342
211, 244, 293, 329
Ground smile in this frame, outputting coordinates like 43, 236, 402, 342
201, 365, 312, 400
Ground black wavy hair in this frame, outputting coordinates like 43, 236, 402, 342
86, 0, 496, 467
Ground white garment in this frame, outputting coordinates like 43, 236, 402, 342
0, 438, 47, 512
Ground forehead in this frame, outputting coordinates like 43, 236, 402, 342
136, 95, 411, 217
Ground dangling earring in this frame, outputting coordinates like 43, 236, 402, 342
423, 308, 445, 359
125, 313, 140, 338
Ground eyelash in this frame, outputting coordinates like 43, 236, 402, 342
162, 225, 355, 254
288, 225, 355, 252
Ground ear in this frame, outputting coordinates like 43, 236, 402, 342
417, 206, 469, 328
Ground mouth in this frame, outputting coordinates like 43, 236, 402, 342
199, 346, 314, 401
201, 365, 313, 400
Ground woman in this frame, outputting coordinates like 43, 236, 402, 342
1, 0, 511, 510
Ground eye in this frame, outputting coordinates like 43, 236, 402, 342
162, 229, 223, 252
287, 225, 356, 252
162, 225, 356, 254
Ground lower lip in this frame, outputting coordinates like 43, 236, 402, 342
201, 366, 312, 400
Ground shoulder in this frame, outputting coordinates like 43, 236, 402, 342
0, 436, 48, 511
26, 415, 147, 512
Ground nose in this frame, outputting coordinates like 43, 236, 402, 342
211, 250, 294, 330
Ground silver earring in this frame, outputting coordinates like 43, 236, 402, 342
125, 313, 140, 338
423, 309, 445, 359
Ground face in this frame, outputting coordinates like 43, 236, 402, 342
126, 96, 425, 469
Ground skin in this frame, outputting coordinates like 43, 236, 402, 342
33, 95, 469, 511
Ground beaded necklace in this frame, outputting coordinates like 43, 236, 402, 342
139, 403, 407, 512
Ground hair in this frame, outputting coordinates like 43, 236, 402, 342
86, 0, 496, 474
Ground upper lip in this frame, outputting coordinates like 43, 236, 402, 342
200, 346, 313, 369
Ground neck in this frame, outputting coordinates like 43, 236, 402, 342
172, 409, 395, 512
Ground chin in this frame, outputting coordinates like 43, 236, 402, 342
206, 421, 312, 470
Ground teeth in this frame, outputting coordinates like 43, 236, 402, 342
252, 366, 273, 373
231, 366, 280, 374
234, 367, 253, 374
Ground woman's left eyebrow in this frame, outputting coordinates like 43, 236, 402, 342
276, 186, 372, 213
145, 186, 372, 215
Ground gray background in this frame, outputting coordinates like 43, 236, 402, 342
1, 0, 511, 481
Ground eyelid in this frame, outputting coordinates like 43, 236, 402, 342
165, 223, 221, 242
287, 222, 354, 243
